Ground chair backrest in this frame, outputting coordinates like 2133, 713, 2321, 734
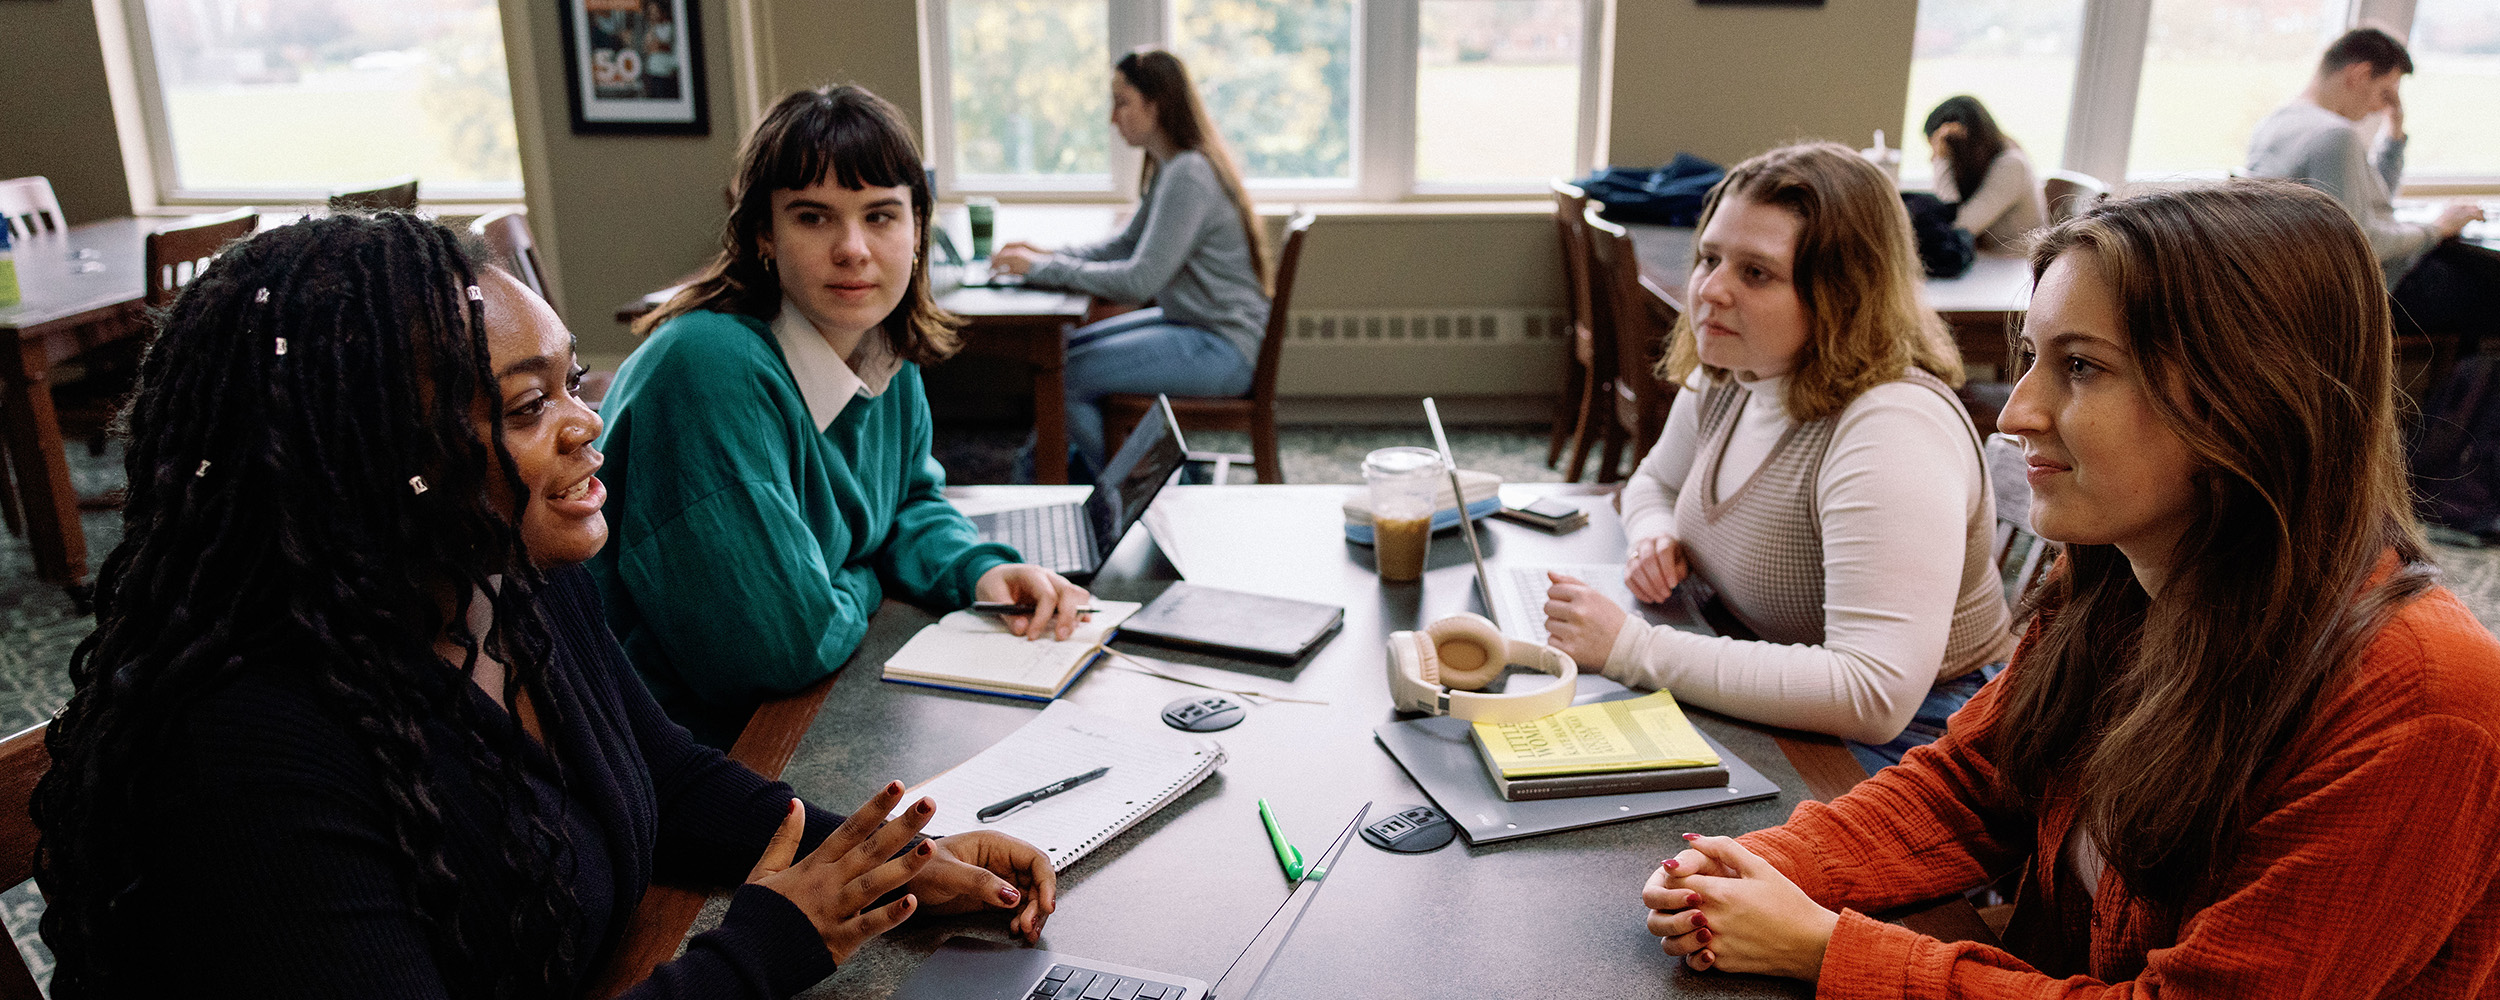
146, 208, 259, 307
329, 176, 420, 213
2041, 170, 2108, 225
1586, 205, 1675, 442
0, 176, 65, 242
471, 208, 550, 303
0, 722, 50, 1000
1982, 431, 2056, 606
1249, 213, 1316, 405
1551, 179, 1595, 347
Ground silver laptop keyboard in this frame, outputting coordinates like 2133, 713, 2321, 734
1032, 965, 1186, 1000
990, 503, 1092, 573
1491, 564, 1640, 644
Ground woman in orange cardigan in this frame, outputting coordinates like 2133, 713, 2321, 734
1640, 180, 2500, 997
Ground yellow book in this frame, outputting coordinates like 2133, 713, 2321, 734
1469, 689, 1719, 778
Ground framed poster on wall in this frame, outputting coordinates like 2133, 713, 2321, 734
557, 0, 709, 134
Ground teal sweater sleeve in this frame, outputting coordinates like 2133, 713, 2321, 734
591, 311, 1015, 718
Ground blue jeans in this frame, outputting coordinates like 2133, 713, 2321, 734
1847, 661, 2005, 775
1015, 308, 1255, 482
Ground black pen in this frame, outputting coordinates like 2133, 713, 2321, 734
970, 602, 1104, 616
977, 766, 1111, 822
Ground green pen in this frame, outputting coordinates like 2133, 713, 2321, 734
1257, 798, 1304, 882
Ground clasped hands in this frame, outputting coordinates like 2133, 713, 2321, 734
1645, 833, 1838, 982
745, 781, 1058, 965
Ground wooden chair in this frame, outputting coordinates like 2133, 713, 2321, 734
1546, 180, 1613, 482
329, 176, 420, 213
2041, 170, 2109, 225
1098, 213, 1316, 485
0, 722, 51, 1000
0, 177, 65, 242
471, 208, 550, 303
585, 678, 834, 999
1584, 205, 1680, 483
147, 209, 259, 307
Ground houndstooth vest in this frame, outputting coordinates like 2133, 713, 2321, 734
1674, 368, 2015, 679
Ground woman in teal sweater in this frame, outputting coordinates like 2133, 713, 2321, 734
597, 86, 1090, 746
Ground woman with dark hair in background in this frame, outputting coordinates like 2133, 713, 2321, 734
990, 48, 1272, 481
604, 86, 1090, 747
34, 212, 1056, 999
1641, 181, 2500, 997
1923, 95, 2047, 249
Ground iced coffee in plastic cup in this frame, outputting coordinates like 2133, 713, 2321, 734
1364, 446, 1442, 582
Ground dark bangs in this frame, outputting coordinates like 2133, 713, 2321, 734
746, 87, 926, 200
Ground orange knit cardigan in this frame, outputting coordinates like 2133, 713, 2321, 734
1741, 582, 2500, 998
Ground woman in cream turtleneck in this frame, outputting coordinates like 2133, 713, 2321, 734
1542, 142, 2014, 772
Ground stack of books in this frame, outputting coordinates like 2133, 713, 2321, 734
1468, 689, 1728, 801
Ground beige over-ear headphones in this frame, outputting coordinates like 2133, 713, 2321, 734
1384, 613, 1577, 724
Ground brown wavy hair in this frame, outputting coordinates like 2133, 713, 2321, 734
1659, 142, 1962, 422
1994, 180, 2434, 910
633, 85, 963, 363
1116, 48, 1271, 292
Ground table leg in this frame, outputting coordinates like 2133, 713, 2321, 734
1034, 324, 1070, 485
0, 336, 86, 586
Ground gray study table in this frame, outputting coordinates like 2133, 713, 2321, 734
775, 484, 1819, 999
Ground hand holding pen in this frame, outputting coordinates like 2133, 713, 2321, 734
972, 564, 1094, 641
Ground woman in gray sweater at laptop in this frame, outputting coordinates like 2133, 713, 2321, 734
990, 49, 1271, 482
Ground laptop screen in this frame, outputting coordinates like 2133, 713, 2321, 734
1206, 802, 1371, 999
1084, 395, 1190, 562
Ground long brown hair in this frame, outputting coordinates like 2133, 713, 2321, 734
1995, 181, 2434, 910
1923, 95, 2014, 206
1659, 142, 1962, 422
633, 85, 963, 363
1116, 49, 1271, 292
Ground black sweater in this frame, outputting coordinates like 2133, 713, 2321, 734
105, 566, 845, 998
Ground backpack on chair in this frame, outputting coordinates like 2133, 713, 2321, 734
2408, 354, 2500, 539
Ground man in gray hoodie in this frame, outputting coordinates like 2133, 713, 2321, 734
2247, 28, 2493, 354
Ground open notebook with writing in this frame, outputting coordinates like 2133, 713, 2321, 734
905, 700, 1226, 871
881, 601, 1143, 701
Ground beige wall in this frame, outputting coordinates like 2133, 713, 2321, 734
0, 0, 133, 221
504, 0, 748, 359
755, 0, 924, 131
1607, 0, 1919, 168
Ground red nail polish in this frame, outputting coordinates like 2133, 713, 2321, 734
916, 841, 934, 856
1697, 928, 1712, 944
917, 798, 935, 815
1681, 832, 1701, 841
1691, 913, 1709, 929
1000, 886, 1021, 905
1686, 891, 1704, 906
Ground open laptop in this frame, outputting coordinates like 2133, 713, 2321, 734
890, 802, 1372, 1000
969, 394, 1189, 580
1415, 399, 1716, 646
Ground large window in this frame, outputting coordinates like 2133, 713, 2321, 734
2126, 0, 2342, 178
125, 0, 524, 202
1414, 0, 1585, 187
2404, 0, 2500, 179
1900, 0, 2087, 186
1915, 0, 2499, 188
928, 0, 1599, 199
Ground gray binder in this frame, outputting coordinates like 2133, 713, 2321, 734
1373, 690, 1780, 845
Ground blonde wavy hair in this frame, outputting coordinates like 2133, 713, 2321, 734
1660, 142, 1962, 421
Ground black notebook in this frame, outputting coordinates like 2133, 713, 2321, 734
1116, 582, 1345, 662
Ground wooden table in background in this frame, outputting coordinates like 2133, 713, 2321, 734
0, 218, 155, 590
1626, 224, 2034, 378
612, 283, 1090, 484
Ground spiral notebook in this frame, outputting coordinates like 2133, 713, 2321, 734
905, 701, 1226, 871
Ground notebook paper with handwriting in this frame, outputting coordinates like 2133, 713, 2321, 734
905, 700, 1226, 871
881, 600, 1143, 701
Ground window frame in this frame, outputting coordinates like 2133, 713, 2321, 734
113, 0, 530, 207
922, 0, 1608, 201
